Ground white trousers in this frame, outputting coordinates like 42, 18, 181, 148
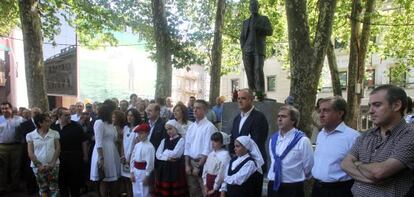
132, 169, 149, 197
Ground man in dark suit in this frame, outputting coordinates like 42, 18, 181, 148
146, 103, 166, 150
229, 88, 269, 196
240, 0, 272, 97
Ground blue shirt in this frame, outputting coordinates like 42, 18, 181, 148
187, 107, 195, 122
212, 105, 223, 122
311, 122, 359, 182
0, 115, 6, 124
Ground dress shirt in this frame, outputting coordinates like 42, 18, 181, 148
130, 140, 155, 176
0, 115, 5, 124
212, 105, 223, 122
0, 115, 23, 143
312, 122, 359, 182
239, 106, 254, 133
220, 154, 258, 192
156, 137, 184, 161
267, 128, 314, 183
26, 129, 60, 167
349, 119, 414, 196
184, 117, 217, 159
148, 118, 159, 141
71, 114, 81, 122
202, 149, 231, 190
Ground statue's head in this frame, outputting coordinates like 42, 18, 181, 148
250, 0, 259, 15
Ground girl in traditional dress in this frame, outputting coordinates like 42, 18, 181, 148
155, 119, 189, 197
202, 132, 230, 197
220, 136, 264, 197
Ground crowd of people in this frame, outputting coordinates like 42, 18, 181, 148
0, 85, 413, 197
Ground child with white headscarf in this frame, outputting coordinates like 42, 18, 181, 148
219, 135, 264, 197
155, 119, 188, 196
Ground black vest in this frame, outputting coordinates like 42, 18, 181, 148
226, 156, 261, 197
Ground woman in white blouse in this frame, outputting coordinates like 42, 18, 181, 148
26, 113, 61, 197
173, 103, 192, 138
120, 108, 141, 197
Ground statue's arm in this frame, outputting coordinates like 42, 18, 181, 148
240, 22, 245, 49
256, 16, 273, 36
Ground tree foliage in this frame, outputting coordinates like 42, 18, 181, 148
381, 0, 414, 75
0, 0, 19, 36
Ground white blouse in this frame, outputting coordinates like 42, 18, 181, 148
156, 137, 184, 161
26, 129, 60, 167
220, 154, 258, 192
178, 120, 193, 139
122, 125, 137, 162
202, 149, 231, 190
130, 140, 155, 176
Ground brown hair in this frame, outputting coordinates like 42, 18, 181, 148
173, 103, 188, 123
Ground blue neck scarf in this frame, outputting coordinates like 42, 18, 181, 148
270, 129, 304, 191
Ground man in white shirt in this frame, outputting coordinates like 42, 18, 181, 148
184, 99, 218, 197
267, 105, 313, 197
71, 102, 84, 122
311, 96, 359, 197
0, 102, 24, 193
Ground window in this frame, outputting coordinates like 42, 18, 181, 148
267, 75, 276, 91
339, 71, 347, 89
231, 79, 239, 93
365, 69, 375, 87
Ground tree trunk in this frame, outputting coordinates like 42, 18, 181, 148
18, 0, 49, 111
286, 0, 337, 136
152, 0, 172, 99
209, 0, 226, 104
327, 40, 342, 96
346, 0, 375, 129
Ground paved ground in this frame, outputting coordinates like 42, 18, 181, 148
2, 179, 271, 197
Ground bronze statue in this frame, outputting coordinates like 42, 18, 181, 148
240, 0, 272, 99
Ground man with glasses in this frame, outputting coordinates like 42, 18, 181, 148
229, 88, 269, 196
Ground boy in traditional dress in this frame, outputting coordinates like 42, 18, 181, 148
130, 123, 155, 197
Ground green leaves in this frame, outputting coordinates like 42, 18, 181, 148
381, 0, 414, 73
0, 0, 19, 36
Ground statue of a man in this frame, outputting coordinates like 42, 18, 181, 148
240, 0, 272, 98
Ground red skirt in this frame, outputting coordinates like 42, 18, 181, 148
155, 160, 188, 197
206, 174, 220, 197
